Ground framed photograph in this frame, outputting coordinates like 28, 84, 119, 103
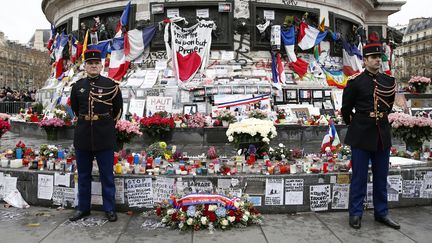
324, 89, 332, 97
313, 101, 323, 109
273, 90, 284, 103
291, 107, 310, 119
312, 90, 323, 99
151, 4, 164, 14
183, 104, 198, 115
285, 73, 297, 84
284, 89, 297, 99
193, 96, 206, 102
299, 89, 312, 99
90, 32, 98, 45
323, 100, 334, 110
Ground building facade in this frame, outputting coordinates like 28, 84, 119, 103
28, 29, 51, 52
0, 32, 51, 90
394, 17, 432, 82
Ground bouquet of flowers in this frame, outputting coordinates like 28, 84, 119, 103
139, 114, 174, 139
39, 117, 66, 128
276, 109, 286, 123
53, 105, 73, 125
215, 109, 236, 123
155, 194, 263, 231
39, 144, 59, 158
187, 112, 207, 128
408, 76, 431, 93
226, 118, 277, 144
0, 118, 11, 138
269, 143, 292, 161
115, 120, 142, 149
388, 112, 432, 151
147, 141, 173, 160
247, 109, 268, 120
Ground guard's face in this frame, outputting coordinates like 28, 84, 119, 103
85, 60, 102, 76
364, 54, 382, 72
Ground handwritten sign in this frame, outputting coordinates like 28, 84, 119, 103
153, 177, 175, 203
52, 186, 75, 206
54, 173, 71, 187
284, 179, 304, 205
126, 178, 153, 208
38, 174, 54, 200
128, 99, 146, 117
310, 184, 330, 211
146, 96, 173, 116
265, 178, 284, 205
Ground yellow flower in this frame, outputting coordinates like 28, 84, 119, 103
164, 153, 171, 160
159, 142, 167, 149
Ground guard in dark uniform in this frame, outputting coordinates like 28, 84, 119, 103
342, 32, 399, 230
69, 50, 123, 222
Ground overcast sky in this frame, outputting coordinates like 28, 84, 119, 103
0, 0, 431, 44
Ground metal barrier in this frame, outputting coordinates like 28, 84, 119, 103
0, 102, 32, 114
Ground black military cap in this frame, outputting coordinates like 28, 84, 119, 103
363, 31, 383, 56
84, 50, 102, 62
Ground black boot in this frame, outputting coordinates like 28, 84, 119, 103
105, 211, 118, 222
349, 215, 361, 229
375, 216, 400, 229
69, 211, 91, 221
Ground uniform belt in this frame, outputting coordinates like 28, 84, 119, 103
78, 113, 111, 121
356, 111, 387, 118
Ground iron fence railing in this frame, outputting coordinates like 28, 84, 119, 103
0, 102, 32, 114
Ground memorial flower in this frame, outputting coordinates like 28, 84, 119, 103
155, 194, 263, 231
115, 120, 142, 150
0, 118, 11, 138
388, 112, 432, 151
247, 109, 268, 120
226, 118, 277, 145
215, 109, 236, 123
408, 76, 431, 93
139, 114, 174, 139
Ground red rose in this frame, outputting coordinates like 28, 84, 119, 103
228, 210, 235, 216
171, 212, 178, 221
182, 206, 188, 212
208, 212, 217, 222
156, 207, 162, 216
235, 215, 241, 222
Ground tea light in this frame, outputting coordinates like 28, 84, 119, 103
290, 164, 297, 174
10, 159, 23, 168
1, 159, 9, 167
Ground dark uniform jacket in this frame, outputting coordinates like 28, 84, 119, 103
341, 70, 396, 151
70, 75, 123, 151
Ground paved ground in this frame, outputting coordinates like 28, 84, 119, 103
0, 205, 431, 243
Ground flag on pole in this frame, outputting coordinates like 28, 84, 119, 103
81, 30, 89, 62
271, 52, 286, 83
125, 25, 157, 61
54, 32, 69, 78
70, 35, 82, 63
281, 26, 308, 78
297, 22, 328, 50
342, 39, 363, 76
115, 1, 131, 37
321, 122, 341, 152
108, 37, 130, 81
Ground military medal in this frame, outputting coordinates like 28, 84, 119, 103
98, 88, 103, 98
80, 88, 85, 93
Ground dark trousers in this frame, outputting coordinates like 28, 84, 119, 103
76, 149, 115, 212
349, 146, 390, 217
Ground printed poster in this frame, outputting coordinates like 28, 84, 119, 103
387, 175, 402, 201
284, 179, 304, 205
126, 178, 153, 208
37, 174, 54, 200
402, 180, 422, 198
331, 184, 350, 209
265, 178, 284, 205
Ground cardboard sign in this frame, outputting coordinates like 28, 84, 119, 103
146, 96, 173, 116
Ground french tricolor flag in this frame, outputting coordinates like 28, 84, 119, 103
321, 122, 341, 153
281, 26, 308, 78
108, 37, 130, 81
115, 1, 131, 37
54, 33, 68, 78
297, 22, 328, 50
342, 39, 363, 76
70, 35, 82, 63
271, 52, 286, 84
125, 26, 156, 62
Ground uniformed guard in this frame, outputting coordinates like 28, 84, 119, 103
69, 49, 123, 222
342, 32, 399, 230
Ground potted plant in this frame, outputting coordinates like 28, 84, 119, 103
38, 117, 66, 140
388, 112, 432, 152
226, 118, 277, 157
115, 120, 142, 151
408, 76, 431, 93
215, 109, 236, 127
139, 113, 174, 141
247, 109, 268, 120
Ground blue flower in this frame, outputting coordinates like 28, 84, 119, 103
187, 206, 196, 217
215, 207, 226, 217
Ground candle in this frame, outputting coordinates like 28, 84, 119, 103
290, 164, 297, 174
10, 159, 23, 168
1, 159, 9, 167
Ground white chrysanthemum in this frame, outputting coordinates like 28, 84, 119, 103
221, 219, 229, 226
187, 218, 194, 225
